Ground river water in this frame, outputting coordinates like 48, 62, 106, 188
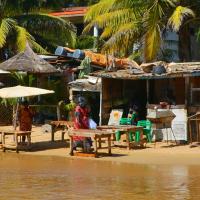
0, 153, 200, 200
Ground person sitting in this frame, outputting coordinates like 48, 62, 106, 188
18, 100, 34, 143
73, 96, 92, 152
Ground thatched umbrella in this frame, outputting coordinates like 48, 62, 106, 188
0, 44, 58, 74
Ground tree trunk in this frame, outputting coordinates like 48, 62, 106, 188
178, 24, 192, 62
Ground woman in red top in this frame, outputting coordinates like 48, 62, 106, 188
73, 96, 92, 152
18, 100, 34, 142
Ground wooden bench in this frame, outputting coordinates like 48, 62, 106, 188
68, 129, 112, 158
0, 130, 32, 153
97, 125, 144, 149
50, 121, 74, 142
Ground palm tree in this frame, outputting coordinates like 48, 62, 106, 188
171, 0, 200, 61
84, 0, 198, 62
0, 0, 76, 59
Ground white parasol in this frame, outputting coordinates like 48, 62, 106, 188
0, 85, 54, 98
0, 69, 10, 74
0, 85, 55, 129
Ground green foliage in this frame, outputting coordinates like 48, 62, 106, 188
75, 35, 104, 51
198, 29, 200, 41
65, 102, 76, 111
63, 0, 99, 7
84, 0, 198, 61
78, 56, 92, 78
75, 35, 95, 49
1, 98, 18, 106
159, 49, 177, 62
128, 51, 142, 64
11, 72, 35, 86
0, 0, 76, 58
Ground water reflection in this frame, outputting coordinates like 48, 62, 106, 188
0, 154, 200, 200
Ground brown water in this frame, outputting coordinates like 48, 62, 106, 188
0, 154, 200, 200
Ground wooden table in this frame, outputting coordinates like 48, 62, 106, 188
0, 130, 32, 153
68, 129, 112, 158
50, 121, 74, 142
97, 125, 144, 149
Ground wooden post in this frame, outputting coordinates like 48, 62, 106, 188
51, 125, 55, 142
189, 119, 192, 143
126, 132, 131, 150
108, 135, 111, 155
98, 137, 102, 148
15, 133, 18, 153
13, 102, 19, 130
185, 77, 189, 107
99, 78, 103, 126
94, 137, 98, 157
61, 131, 65, 141
2, 132, 5, 152
27, 132, 31, 148
146, 79, 150, 104
196, 118, 199, 142
69, 136, 74, 156
185, 77, 191, 143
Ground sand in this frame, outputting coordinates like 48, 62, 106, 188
1, 125, 200, 165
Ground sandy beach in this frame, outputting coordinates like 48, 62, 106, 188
1, 125, 200, 166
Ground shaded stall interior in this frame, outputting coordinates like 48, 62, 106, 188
101, 78, 147, 125
100, 75, 200, 142
101, 77, 187, 124
147, 77, 186, 105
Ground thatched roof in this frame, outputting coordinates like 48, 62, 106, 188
0, 45, 58, 74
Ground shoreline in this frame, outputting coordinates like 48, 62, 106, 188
1, 125, 200, 166
20, 144, 200, 166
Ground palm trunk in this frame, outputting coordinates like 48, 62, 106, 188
178, 24, 192, 62
0, 48, 4, 61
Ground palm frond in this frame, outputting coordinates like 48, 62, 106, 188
84, 0, 117, 22
102, 23, 140, 56
0, 18, 16, 47
15, 25, 48, 53
15, 25, 34, 52
29, 40, 48, 54
197, 28, 200, 41
95, 9, 137, 28
144, 24, 162, 62
3, 0, 23, 17
168, 6, 195, 32
100, 27, 115, 39
15, 14, 76, 47
84, 8, 137, 33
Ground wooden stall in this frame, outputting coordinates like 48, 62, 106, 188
92, 62, 200, 143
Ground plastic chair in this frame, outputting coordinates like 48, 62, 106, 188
115, 113, 137, 141
136, 120, 152, 143
119, 113, 137, 125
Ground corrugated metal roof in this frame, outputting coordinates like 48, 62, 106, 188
90, 62, 200, 80
68, 76, 101, 92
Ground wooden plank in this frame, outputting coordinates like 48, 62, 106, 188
50, 121, 74, 127
185, 77, 189, 106
68, 131, 111, 138
1, 131, 32, 153
74, 152, 96, 157
108, 136, 111, 155
196, 119, 199, 142
189, 119, 193, 143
